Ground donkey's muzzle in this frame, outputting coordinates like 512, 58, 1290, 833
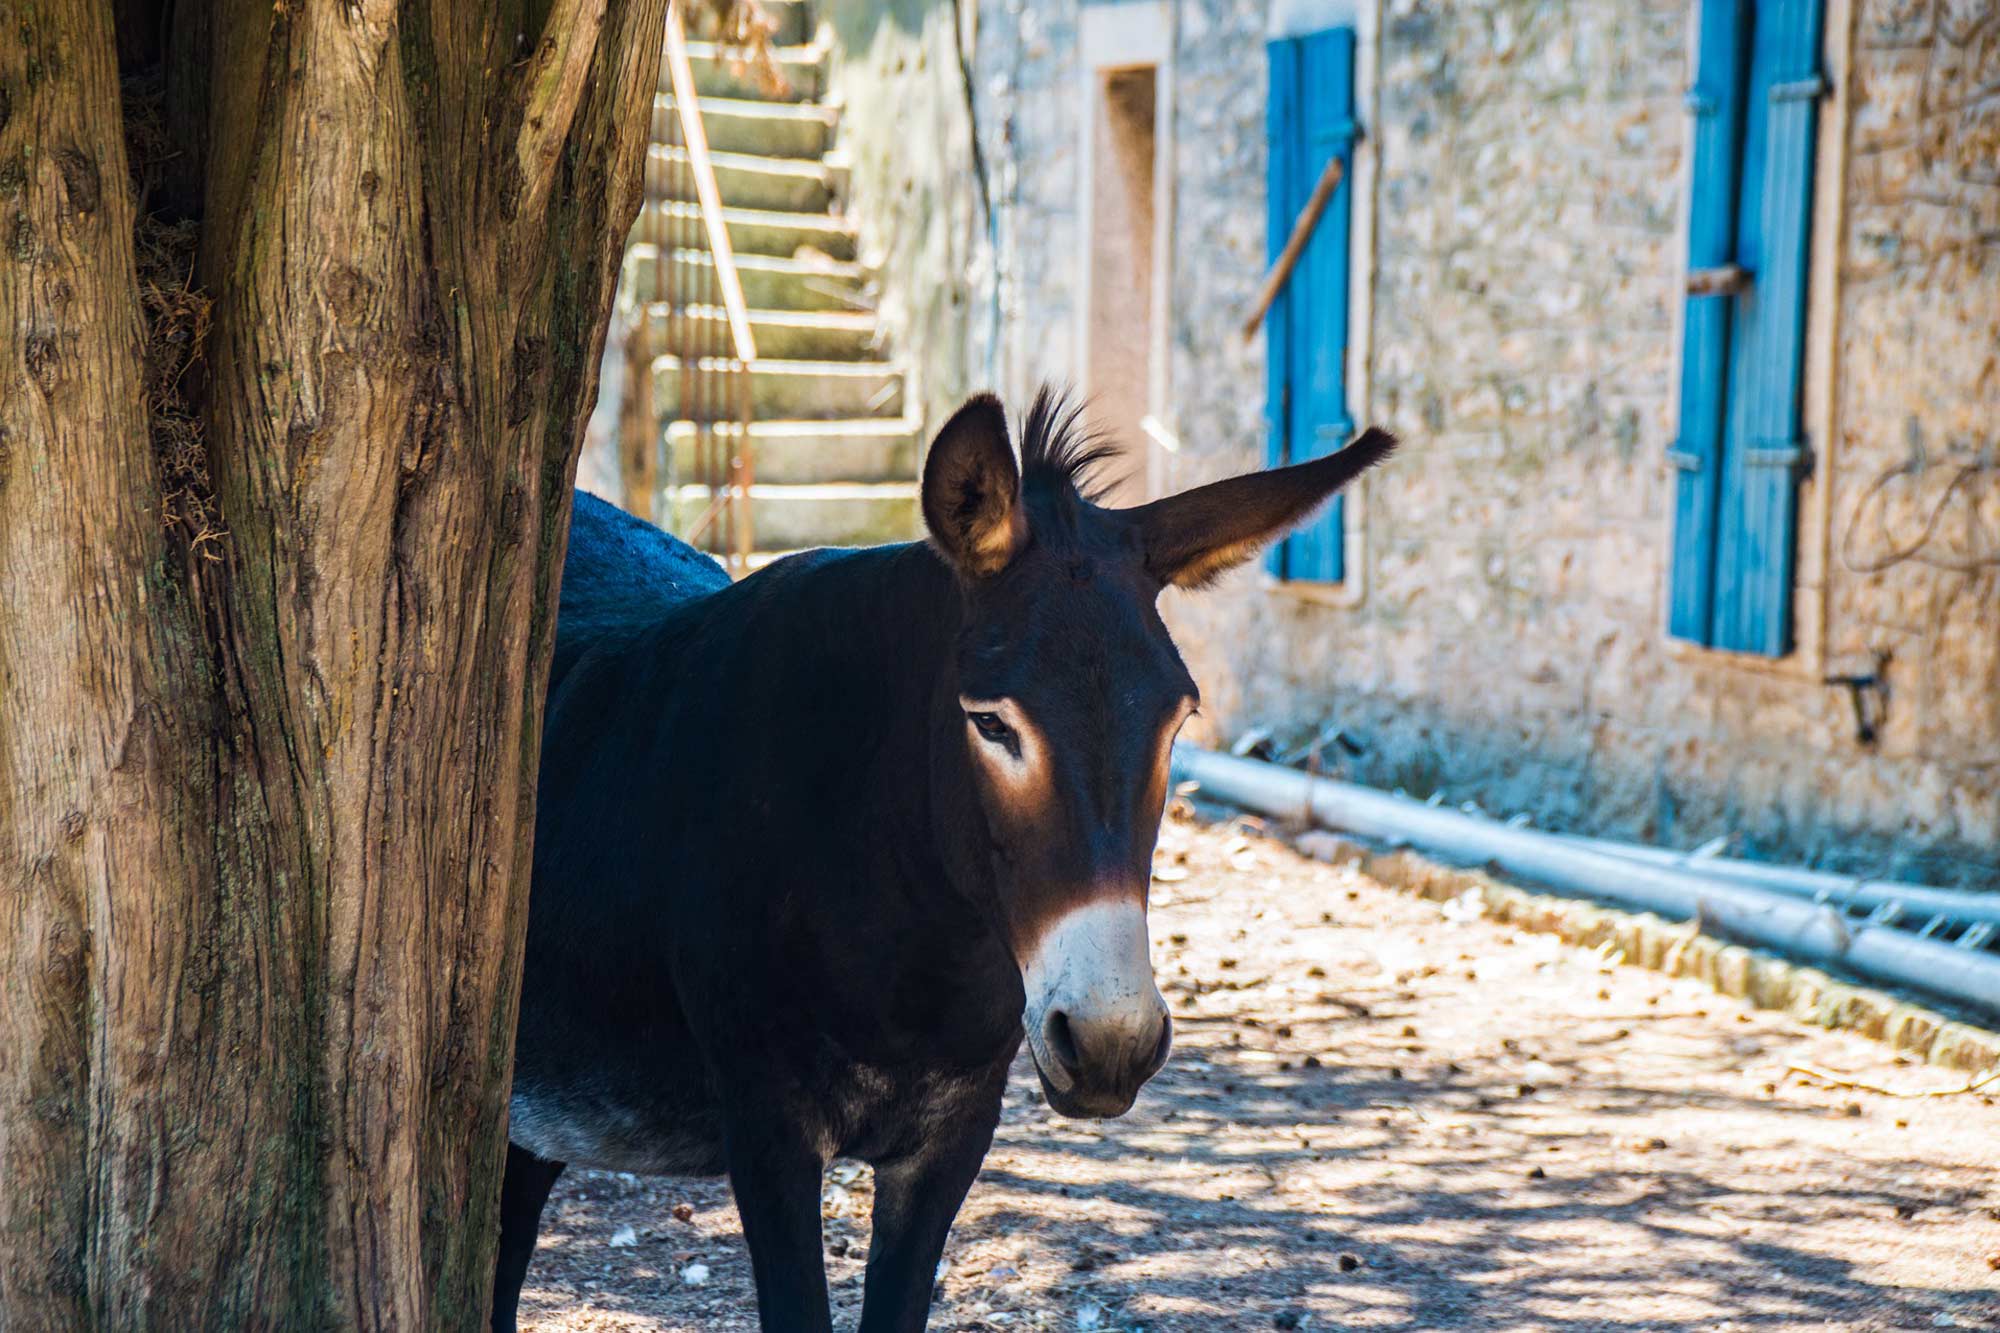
1021, 899, 1173, 1119
1037, 1000, 1172, 1117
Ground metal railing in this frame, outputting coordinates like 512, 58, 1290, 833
641, 0, 759, 572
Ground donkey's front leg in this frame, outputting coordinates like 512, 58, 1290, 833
723, 1103, 836, 1333
857, 1109, 1001, 1333
491, 1144, 567, 1333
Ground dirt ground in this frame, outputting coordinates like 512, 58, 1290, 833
519, 808, 2000, 1332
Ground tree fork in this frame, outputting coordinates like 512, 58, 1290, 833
0, 0, 668, 1326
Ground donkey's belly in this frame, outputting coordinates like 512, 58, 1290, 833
508, 1075, 727, 1176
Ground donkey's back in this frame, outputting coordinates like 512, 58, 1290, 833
549, 489, 731, 693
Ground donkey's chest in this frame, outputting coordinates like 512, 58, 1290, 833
813, 1056, 1013, 1165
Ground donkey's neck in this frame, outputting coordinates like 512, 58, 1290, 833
692, 543, 1021, 1043
703, 541, 964, 851
728, 540, 959, 718
700, 542, 1024, 1058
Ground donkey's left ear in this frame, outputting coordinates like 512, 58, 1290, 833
922, 392, 1027, 579
1131, 429, 1397, 589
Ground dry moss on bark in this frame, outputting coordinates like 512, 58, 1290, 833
123, 74, 223, 557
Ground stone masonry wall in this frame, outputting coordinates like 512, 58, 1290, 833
972, 0, 1089, 402
967, 0, 2000, 884
822, 0, 997, 432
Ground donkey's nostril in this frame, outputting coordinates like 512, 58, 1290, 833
1044, 1008, 1082, 1074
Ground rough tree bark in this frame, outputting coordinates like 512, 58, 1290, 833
0, 0, 668, 1325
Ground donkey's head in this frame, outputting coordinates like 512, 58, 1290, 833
922, 389, 1395, 1118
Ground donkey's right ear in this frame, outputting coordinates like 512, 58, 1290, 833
922, 393, 1026, 579
1132, 428, 1396, 589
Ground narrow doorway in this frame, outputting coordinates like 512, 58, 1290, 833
1086, 64, 1157, 505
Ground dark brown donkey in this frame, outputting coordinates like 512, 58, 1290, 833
496, 389, 1395, 1331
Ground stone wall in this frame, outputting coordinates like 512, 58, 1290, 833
959, 0, 2000, 883
821, 0, 997, 431
1828, 0, 2000, 843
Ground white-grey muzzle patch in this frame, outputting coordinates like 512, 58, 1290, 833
1019, 898, 1169, 1113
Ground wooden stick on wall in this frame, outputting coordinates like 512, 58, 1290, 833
1240, 154, 1345, 344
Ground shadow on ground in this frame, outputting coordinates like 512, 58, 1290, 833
521, 815, 2000, 1331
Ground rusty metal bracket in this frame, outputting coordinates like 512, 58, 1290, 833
1824, 650, 1892, 748
1686, 263, 1751, 296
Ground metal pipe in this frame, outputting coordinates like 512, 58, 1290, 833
1171, 745, 2000, 1020
1544, 832, 2000, 928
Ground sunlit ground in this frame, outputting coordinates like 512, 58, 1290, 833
521, 811, 2000, 1332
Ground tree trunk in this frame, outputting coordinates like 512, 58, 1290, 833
0, 0, 667, 1325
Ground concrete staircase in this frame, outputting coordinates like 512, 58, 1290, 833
649, 0, 920, 558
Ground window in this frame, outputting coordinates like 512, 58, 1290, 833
1086, 64, 1159, 507
1264, 26, 1357, 584
1668, 0, 1826, 655
1076, 1, 1173, 506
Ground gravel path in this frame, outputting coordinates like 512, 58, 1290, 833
519, 810, 2000, 1332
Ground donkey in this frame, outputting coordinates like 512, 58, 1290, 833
495, 389, 1394, 1332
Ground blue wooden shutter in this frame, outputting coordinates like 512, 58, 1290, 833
1667, 0, 1753, 643
1265, 28, 1357, 582
1263, 37, 1299, 580
1710, 0, 1823, 655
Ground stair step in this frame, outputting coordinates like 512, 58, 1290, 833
647, 144, 842, 213
643, 12, 908, 535
633, 200, 859, 261
653, 95, 838, 159
627, 245, 871, 314
650, 305, 881, 362
654, 358, 904, 420
667, 417, 920, 485
676, 40, 825, 102
670, 483, 920, 553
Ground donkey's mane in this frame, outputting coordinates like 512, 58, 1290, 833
1019, 386, 1122, 515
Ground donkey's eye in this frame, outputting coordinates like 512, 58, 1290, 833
968, 712, 1014, 744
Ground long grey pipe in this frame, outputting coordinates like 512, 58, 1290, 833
1171, 745, 2000, 1020
1546, 832, 2000, 928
